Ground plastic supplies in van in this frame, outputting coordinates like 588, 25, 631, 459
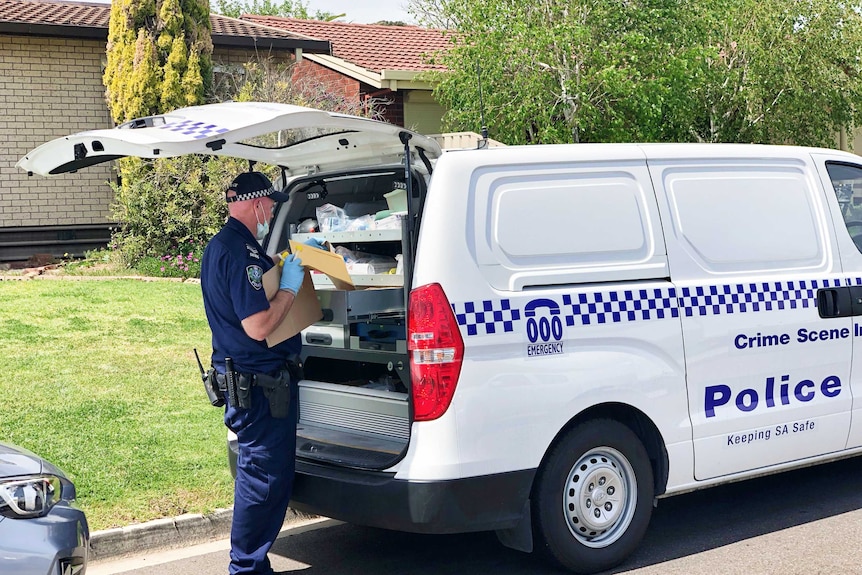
374, 214, 402, 230
334, 246, 397, 274
316, 203, 374, 232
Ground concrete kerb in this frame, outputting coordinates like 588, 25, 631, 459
90, 507, 318, 562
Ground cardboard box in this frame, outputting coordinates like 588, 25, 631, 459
262, 241, 354, 347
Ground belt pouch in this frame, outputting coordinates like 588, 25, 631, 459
203, 368, 224, 407
236, 374, 252, 409
257, 372, 291, 419
286, 357, 304, 382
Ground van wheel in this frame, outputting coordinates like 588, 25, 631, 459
532, 419, 654, 574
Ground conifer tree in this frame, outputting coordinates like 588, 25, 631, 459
103, 0, 214, 269
105, 0, 212, 123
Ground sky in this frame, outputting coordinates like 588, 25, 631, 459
306, 0, 414, 24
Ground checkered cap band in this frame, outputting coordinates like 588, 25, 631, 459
225, 172, 279, 203
225, 186, 276, 203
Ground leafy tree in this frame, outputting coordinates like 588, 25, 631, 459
689, 0, 862, 145
407, 0, 456, 29
429, 0, 701, 144
104, 0, 215, 268
428, 0, 862, 147
212, 0, 340, 20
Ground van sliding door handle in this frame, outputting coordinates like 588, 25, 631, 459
817, 288, 852, 318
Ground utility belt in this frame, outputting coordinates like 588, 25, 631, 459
199, 355, 303, 419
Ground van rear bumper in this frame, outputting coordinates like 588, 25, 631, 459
290, 460, 535, 534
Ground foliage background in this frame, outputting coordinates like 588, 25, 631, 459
421, 0, 862, 147
211, 0, 339, 20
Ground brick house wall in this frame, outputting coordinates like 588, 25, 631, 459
1, 34, 114, 229
291, 58, 406, 126
0, 38, 295, 233
293, 58, 359, 100
381, 91, 404, 127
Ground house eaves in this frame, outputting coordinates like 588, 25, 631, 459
239, 15, 447, 91
0, 20, 101, 38
304, 53, 434, 91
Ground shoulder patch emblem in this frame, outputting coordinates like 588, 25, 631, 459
246, 265, 264, 290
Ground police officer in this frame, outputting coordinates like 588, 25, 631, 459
200, 171, 313, 575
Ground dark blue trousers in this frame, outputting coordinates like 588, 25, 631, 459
225, 383, 298, 575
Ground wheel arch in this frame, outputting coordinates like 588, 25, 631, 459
537, 402, 669, 498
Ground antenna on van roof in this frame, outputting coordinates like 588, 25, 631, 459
476, 63, 489, 150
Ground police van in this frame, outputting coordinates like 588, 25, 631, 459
19, 101, 862, 573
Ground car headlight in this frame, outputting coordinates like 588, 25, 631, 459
0, 475, 64, 519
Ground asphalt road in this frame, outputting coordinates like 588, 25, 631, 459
91, 455, 862, 575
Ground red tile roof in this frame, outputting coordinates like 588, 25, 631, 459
0, 0, 108, 28
0, 0, 330, 51
243, 15, 450, 73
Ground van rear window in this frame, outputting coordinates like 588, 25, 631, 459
826, 162, 862, 255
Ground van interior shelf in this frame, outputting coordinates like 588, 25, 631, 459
293, 230, 402, 243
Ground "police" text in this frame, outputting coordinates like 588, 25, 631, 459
704, 375, 841, 418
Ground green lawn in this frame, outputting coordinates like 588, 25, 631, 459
0, 278, 234, 531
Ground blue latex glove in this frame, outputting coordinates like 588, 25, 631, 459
303, 237, 327, 250
279, 254, 304, 294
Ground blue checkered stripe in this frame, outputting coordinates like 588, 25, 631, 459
562, 288, 679, 326
451, 300, 521, 336
452, 278, 851, 337
678, 278, 841, 317
158, 120, 229, 139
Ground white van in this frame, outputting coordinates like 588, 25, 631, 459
19, 101, 862, 573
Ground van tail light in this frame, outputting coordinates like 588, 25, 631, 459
408, 283, 464, 421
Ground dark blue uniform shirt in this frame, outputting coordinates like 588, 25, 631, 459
201, 217, 300, 374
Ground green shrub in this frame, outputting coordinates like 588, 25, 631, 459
110, 56, 386, 270
111, 155, 237, 268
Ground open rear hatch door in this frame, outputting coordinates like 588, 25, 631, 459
20, 102, 443, 472
17, 101, 442, 177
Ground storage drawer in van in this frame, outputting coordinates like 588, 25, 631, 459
349, 320, 406, 353
316, 288, 404, 324
302, 323, 349, 348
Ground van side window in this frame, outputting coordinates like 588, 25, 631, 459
662, 163, 824, 273
826, 162, 862, 253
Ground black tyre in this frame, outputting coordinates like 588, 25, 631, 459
532, 419, 654, 574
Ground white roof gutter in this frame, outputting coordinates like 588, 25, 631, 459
304, 53, 435, 91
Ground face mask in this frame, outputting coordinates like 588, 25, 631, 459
256, 220, 269, 241
254, 203, 270, 241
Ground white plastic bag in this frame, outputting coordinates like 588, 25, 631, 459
316, 203, 348, 232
